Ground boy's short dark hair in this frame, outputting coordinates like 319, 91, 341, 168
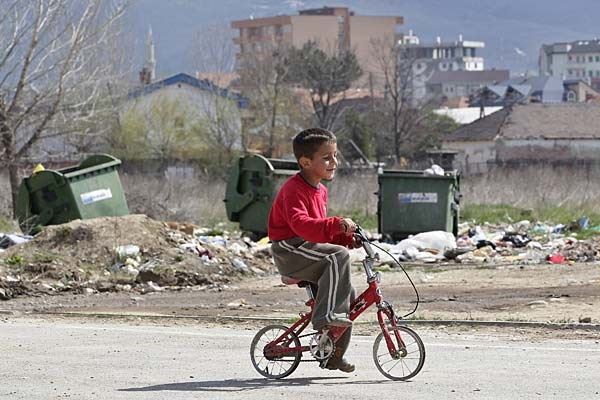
292, 128, 336, 161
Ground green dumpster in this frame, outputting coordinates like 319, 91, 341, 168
377, 169, 460, 240
225, 155, 298, 239
16, 154, 129, 234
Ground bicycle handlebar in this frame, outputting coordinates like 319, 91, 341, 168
354, 226, 376, 259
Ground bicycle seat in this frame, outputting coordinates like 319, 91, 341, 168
281, 276, 310, 287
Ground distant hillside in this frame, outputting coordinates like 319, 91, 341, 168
125, 0, 600, 78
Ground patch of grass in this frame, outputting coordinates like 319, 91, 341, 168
5, 255, 24, 266
461, 204, 530, 224
174, 254, 184, 262
32, 251, 59, 263
0, 215, 15, 232
55, 226, 73, 239
463, 203, 600, 229
331, 209, 377, 230
574, 229, 600, 240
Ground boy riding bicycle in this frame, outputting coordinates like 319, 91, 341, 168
268, 128, 361, 373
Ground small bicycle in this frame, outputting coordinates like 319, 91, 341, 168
250, 227, 426, 380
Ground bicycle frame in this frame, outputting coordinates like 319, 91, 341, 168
264, 231, 407, 361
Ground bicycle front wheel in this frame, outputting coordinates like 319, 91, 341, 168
373, 325, 425, 380
250, 324, 301, 379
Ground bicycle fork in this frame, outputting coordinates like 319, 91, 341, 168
376, 304, 407, 359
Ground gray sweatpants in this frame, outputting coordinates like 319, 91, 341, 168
271, 237, 355, 330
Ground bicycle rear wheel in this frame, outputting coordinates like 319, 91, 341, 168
250, 324, 301, 379
373, 325, 425, 380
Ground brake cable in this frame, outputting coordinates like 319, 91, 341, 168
365, 238, 421, 319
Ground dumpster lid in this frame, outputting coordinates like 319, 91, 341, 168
380, 169, 458, 178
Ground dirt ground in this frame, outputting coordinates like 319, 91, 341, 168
3, 260, 599, 328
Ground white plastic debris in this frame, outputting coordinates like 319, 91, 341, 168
423, 164, 444, 176
232, 257, 249, 271
115, 245, 140, 261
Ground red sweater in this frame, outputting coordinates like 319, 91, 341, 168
268, 173, 352, 246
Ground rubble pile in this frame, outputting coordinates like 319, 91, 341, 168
373, 219, 600, 266
0, 215, 274, 300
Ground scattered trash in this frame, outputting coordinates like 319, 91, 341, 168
547, 253, 566, 264
501, 232, 531, 248
423, 164, 444, 176
232, 257, 249, 272
0, 233, 33, 249
115, 245, 140, 261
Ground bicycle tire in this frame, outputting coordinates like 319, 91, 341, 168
250, 324, 302, 379
372, 325, 426, 380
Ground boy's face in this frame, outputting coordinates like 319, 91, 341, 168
299, 141, 338, 182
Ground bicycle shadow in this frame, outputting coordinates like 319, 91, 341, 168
120, 377, 392, 393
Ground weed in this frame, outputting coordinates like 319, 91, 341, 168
55, 226, 73, 239
6, 255, 24, 266
174, 255, 184, 262
0, 215, 15, 232
33, 252, 57, 263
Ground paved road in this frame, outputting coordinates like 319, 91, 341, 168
1, 318, 599, 399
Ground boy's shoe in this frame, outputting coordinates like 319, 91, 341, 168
328, 314, 353, 328
325, 357, 355, 373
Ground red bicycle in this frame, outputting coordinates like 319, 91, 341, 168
250, 227, 426, 380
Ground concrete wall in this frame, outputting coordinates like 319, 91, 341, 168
442, 140, 496, 174
443, 138, 600, 174
290, 16, 340, 51
496, 138, 600, 162
349, 16, 399, 76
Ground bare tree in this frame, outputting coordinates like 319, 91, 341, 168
238, 41, 309, 157
370, 35, 439, 162
189, 24, 244, 169
0, 0, 128, 216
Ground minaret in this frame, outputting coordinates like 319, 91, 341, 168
145, 26, 156, 81
139, 26, 156, 84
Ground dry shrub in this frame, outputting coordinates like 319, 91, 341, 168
121, 173, 227, 225
328, 171, 378, 214
462, 164, 600, 210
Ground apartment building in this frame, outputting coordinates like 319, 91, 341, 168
398, 32, 503, 101
400, 32, 486, 72
231, 6, 403, 77
540, 39, 600, 90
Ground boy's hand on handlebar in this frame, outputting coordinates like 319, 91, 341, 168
350, 234, 363, 249
339, 218, 357, 235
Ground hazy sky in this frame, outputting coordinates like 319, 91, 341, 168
126, 0, 600, 77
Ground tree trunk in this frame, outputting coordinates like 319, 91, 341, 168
0, 98, 19, 218
8, 163, 20, 219
267, 85, 279, 158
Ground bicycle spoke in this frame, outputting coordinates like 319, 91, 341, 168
251, 325, 302, 379
373, 326, 425, 380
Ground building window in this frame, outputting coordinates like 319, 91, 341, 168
567, 90, 576, 102
568, 69, 572, 76
589, 70, 594, 77
590, 56, 594, 62
596, 55, 600, 62
577, 56, 581, 63
568, 55, 572, 61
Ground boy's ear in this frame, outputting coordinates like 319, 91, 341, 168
298, 155, 311, 169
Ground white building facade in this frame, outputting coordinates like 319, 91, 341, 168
540, 40, 600, 89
